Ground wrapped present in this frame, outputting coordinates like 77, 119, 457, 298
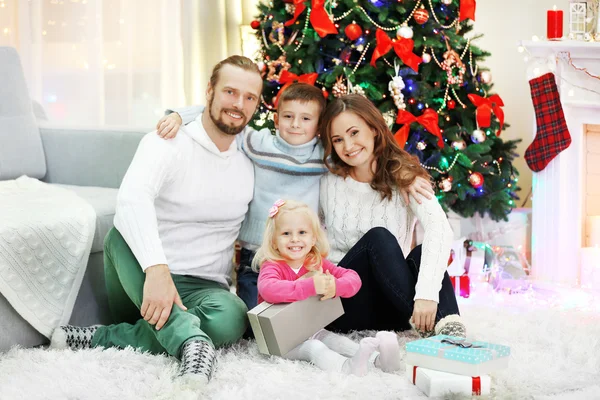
405, 335, 510, 376
465, 240, 493, 277
406, 364, 491, 397
489, 246, 532, 294
449, 274, 470, 298
247, 296, 344, 357
447, 240, 467, 277
447, 239, 487, 277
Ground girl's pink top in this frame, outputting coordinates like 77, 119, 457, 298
257, 258, 362, 304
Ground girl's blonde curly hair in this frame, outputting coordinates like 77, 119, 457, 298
251, 199, 329, 272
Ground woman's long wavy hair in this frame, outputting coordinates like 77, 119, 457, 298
319, 94, 430, 200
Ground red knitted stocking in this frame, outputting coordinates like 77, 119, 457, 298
524, 73, 572, 172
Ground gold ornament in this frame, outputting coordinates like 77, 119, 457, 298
350, 82, 366, 97
266, 55, 291, 82
285, 3, 295, 14
268, 21, 285, 46
383, 110, 396, 128
417, 141, 427, 150
332, 76, 348, 98
442, 38, 466, 86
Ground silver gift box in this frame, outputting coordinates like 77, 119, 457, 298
247, 296, 344, 357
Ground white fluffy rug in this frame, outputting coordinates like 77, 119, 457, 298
1, 284, 599, 400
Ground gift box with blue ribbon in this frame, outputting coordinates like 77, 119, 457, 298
405, 335, 510, 376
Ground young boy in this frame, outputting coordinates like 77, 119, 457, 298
159, 83, 328, 312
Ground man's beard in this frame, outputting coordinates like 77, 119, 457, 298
208, 93, 248, 136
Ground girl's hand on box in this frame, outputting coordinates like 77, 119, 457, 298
313, 273, 330, 295
320, 271, 336, 301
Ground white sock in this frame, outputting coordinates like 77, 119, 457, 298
311, 329, 359, 357
373, 331, 401, 372
342, 337, 379, 377
284, 339, 347, 373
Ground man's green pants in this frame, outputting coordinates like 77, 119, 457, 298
91, 228, 248, 358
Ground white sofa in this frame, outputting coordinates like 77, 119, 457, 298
0, 46, 147, 351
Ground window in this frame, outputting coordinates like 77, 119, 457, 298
0, 0, 184, 126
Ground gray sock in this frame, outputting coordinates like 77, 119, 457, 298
178, 340, 217, 387
435, 314, 467, 338
51, 325, 101, 350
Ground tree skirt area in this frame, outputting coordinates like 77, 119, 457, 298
1, 284, 599, 400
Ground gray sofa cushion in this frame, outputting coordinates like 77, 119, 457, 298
54, 184, 118, 253
40, 125, 147, 189
0, 47, 46, 180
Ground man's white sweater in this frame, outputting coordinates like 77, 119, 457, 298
114, 116, 254, 287
319, 173, 453, 303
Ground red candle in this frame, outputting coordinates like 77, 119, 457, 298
547, 7, 563, 40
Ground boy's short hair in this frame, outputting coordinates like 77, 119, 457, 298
277, 83, 327, 116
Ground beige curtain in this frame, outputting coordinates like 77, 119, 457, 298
182, 0, 260, 104
0, 0, 185, 127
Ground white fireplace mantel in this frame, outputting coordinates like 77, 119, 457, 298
521, 40, 600, 59
521, 40, 600, 286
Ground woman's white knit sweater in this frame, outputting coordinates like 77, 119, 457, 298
319, 173, 453, 303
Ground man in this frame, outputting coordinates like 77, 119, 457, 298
51, 55, 263, 387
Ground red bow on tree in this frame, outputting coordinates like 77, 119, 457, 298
370, 29, 421, 73
395, 108, 444, 148
274, 70, 319, 107
285, 0, 338, 38
460, 0, 476, 21
468, 94, 504, 136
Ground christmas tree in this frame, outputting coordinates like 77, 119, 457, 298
250, 0, 520, 221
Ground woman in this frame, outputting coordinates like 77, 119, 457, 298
319, 95, 464, 338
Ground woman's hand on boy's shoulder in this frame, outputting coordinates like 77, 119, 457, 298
400, 176, 434, 205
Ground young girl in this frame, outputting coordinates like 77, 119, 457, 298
253, 199, 402, 376
319, 94, 465, 338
